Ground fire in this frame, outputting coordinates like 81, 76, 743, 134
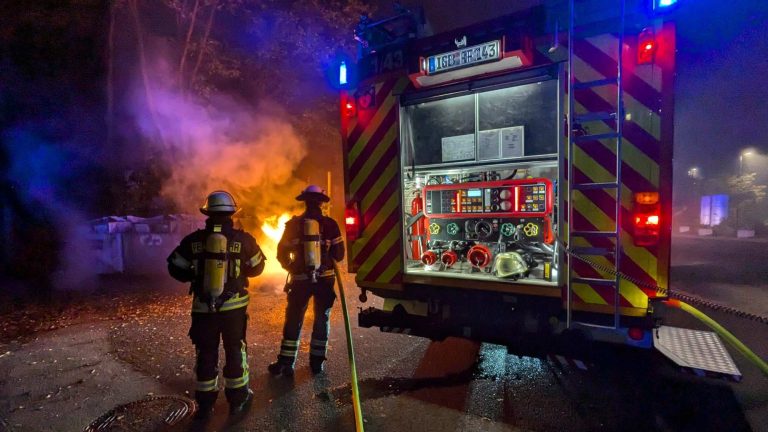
259, 213, 292, 275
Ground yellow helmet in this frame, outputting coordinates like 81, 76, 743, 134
493, 252, 529, 279
200, 190, 239, 215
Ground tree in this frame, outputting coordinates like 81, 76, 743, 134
727, 173, 766, 229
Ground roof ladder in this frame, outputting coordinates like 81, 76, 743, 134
566, 0, 627, 330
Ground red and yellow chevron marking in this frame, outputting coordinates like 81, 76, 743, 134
345, 77, 411, 290
565, 31, 672, 316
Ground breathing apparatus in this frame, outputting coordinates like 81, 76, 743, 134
203, 232, 228, 309
303, 218, 322, 282
198, 190, 239, 310
296, 185, 332, 283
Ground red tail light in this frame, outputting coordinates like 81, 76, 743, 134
345, 204, 361, 242
628, 327, 645, 341
633, 192, 660, 246
343, 98, 356, 118
637, 28, 656, 65
635, 214, 659, 227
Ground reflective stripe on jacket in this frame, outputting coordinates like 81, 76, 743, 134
191, 293, 250, 313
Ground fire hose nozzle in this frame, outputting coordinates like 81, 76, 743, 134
441, 250, 458, 268
421, 250, 438, 266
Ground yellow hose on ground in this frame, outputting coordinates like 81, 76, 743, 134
664, 299, 768, 377
333, 262, 365, 432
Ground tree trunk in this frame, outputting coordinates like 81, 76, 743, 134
176, 0, 188, 33
178, 0, 200, 89
128, 0, 166, 147
187, 1, 216, 96
106, 0, 117, 152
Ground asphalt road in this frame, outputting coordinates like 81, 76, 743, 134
671, 235, 768, 317
1, 236, 766, 432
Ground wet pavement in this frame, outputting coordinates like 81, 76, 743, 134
1, 244, 767, 431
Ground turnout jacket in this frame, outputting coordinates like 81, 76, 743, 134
168, 218, 265, 312
277, 208, 344, 280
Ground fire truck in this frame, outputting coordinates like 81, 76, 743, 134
336, 0, 742, 379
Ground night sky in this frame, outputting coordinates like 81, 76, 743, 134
674, 0, 768, 181
3, 0, 767, 212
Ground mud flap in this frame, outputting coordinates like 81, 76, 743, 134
653, 326, 742, 381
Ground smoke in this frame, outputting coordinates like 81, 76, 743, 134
135, 86, 308, 217
129, 56, 312, 285
2, 128, 99, 291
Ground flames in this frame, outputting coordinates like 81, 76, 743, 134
259, 213, 292, 275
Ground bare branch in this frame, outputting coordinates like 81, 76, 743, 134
128, 0, 166, 147
188, 1, 217, 95
178, 0, 200, 89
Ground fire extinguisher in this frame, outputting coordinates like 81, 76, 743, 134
410, 192, 427, 259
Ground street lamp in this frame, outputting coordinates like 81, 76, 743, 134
687, 167, 699, 179
739, 150, 753, 176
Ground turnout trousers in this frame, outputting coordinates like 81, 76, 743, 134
277, 277, 336, 365
189, 307, 249, 409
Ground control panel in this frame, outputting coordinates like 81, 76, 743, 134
424, 178, 553, 219
426, 216, 551, 244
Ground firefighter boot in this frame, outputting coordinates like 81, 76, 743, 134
267, 356, 295, 377
193, 389, 218, 421
309, 355, 325, 374
229, 388, 254, 415
193, 403, 214, 421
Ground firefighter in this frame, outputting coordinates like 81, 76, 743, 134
268, 185, 344, 376
167, 190, 265, 420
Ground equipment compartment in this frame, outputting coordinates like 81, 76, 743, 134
400, 77, 562, 287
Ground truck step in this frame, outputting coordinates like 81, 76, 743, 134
572, 181, 619, 190
571, 277, 616, 286
574, 78, 618, 89
574, 132, 620, 142
575, 112, 616, 123
570, 231, 618, 238
654, 326, 742, 381
571, 246, 614, 256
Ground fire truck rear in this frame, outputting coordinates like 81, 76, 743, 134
336, 0, 742, 379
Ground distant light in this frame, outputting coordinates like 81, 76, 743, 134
339, 61, 348, 86
742, 151, 753, 157
657, 0, 677, 7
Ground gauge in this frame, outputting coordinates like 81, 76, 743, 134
476, 220, 493, 240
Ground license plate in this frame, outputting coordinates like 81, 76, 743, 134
425, 40, 501, 75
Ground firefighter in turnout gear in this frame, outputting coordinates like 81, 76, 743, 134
268, 185, 345, 376
167, 191, 265, 420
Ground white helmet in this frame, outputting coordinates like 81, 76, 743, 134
200, 190, 239, 215
296, 185, 330, 203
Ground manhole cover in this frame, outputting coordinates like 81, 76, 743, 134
0, 417, 13, 432
84, 395, 195, 431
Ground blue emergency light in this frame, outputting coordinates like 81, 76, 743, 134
655, 0, 678, 8
339, 61, 348, 86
